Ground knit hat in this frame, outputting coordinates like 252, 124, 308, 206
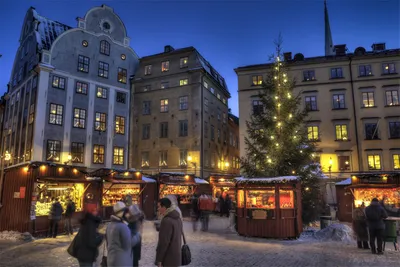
113, 201, 127, 217
129, 204, 143, 218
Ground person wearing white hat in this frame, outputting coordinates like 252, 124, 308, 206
106, 201, 141, 267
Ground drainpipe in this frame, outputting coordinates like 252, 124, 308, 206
200, 72, 205, 179
349, 56, 362, 171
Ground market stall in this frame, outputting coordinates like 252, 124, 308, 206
209, 174, 237, 201
157, 172, 197, 217
235, 176, 302, 239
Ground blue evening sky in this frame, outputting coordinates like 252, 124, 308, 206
0, 0, 399, 116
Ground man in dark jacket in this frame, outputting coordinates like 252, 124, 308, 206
156, 198, 182, 267
48, 198, 64, 238
365, 198, 388, 254
64, 196, 75, 235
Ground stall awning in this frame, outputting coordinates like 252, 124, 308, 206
345, 184, 398, 189
37, 177, 92, 183
104, 178, 145, 184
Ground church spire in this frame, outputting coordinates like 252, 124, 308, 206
324, 0, 335, 56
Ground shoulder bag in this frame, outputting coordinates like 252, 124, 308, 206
181, 228, 191, 266
67, 231, 79, 258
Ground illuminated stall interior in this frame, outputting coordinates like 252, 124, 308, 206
102, 183, 141, 206
159, 184, 195, 204
238, 188, 294, 209
210, 176, 236, 201
353, 188, 400, 208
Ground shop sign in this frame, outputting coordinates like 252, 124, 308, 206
13, 192, 20, 198
20, 187, 26, 198
252, 209, 267, 219
362, 177, 388, 184
160, 175, 193, 184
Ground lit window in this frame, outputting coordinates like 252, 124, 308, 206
141, 152, 149, 167
204, 81, 209, 88
359, 65, 372, 76
252, 75, 263, 85
73, 108, 86, 129
303, 70, 316, 81
28, 104, 35, 124
93, 144, 105, 164
145, 65, 152, 75
113, 147, 124, 165
393, 154, 400, 170
100, 40, 110, 56
115, 116, 125, 135
95, 112, 106, 132
46, 140, 61, 162
97, 87, 107, 99
338, 156, 350, 171
98, 62, 109, 78
222, 98, 227, 105
179, 96, 188, 110
78, 55, 90, 73
159, 151, 168, 166
386, 90, 399, 106
368, 155, 381, 170
160, 99, 169, 112
49, 104, 63, 125
76, 81, 88, 94
180, 79, 188, 86
52, 76, 65, 89
121, 54, 126, 60
332, 94, 345, 109
382, 63, 396, 74
118, 68, 127, 83
180, 57, 188, 68
161, 61, 169, 72
71, 142, 84, 163
335, 124, 348, 140
307, 126, 319, 141
362, 92, 375, 107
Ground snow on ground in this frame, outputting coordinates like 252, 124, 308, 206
300, 223, 355, 243
0, 231, 34, 241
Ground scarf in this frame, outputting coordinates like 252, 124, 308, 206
159, 206, 178, 221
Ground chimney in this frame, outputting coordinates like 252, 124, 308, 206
164, 45, 175, 53
283, 52, 292, 61
334, 44, 347, 56
372, 43, 386, 52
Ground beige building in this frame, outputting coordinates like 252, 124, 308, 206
235, 44, 400, 177
129, 46, 240, 178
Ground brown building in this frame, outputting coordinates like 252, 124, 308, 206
129, 46, 240, 178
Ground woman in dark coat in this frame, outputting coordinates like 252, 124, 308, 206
352, 203, 370, 249
128, 204, 145, 267
75, 208, 103, 267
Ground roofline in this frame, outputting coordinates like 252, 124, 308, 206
140, 46, 195, 60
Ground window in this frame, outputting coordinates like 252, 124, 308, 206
303, 70, 316, 81
159, 151, 168, 166
217, 93, 221, 100
180, 57, 188, 68
368, 155, 381, 170
204, 98, 209, 112
305, 96, 317, 111
210, 88, 215, 94
73, 108, 86, 129
160, 122, 168, 138
97, 87, 107, 99
365, 123, 379, 140
100, 40, 110, 56
389, 122, 400, 139
78, 55, 90, 73
335, 125, 348, 140
115, 116, 125, 135
76, 81, 88, 94
180, 150, 188, 166
180, 79, 188, 86
98, 62, 109, 78
223, 112, 227, 124
386, 90, 399, 106
393, 154, 400, 170
46, 140, 61, 162
113, 147, 124, 165
116, 92, 126, 104
179, 120, 188, 137
142, 101, 151, 115
252, 100, 264, 115
338, 156, 350, 171
382, 63, 396, 74
211, 125, 215, 141
252, 75, 263, 85
161, 61, 169, 72
141, 152, 149, 167
49, 104, 63, 125
118, 68, 127, 83
307, 126, 319, 141
359, 65, 372, 76
143, 85, 151, 92
52, 76, 65, 89
93, 145, 105, 164
333, 94, 345, 109
217, 108, 221, 121
160, 99, 169, 112
204, 81, 209, 88
142, 124, 150, 140
229, 132, 233, 146
71, 142, 84, 163
217, 129, 221, 143
95, 112, 106, 131
28, 104, 34, 124
179, 96, 188, 110
331, 67, 343, 78
145, 65, 152, 75
362, 92, 375, 107
161, 82, 169, 89
204, 122, 208, 138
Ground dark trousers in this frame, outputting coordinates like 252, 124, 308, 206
357, 240, 369, 249
65, 217, 73, 234
369, 228, 384, 253
48, 219, 60, 238
201, 211, 210, 231
78, 261, 93, 267
192, 212, 200, 231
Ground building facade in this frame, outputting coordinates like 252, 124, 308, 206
1, 5, 139, 173
129, 46, 240, 178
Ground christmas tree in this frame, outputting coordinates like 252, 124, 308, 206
241, 39, 323, 224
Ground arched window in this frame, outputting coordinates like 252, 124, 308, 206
100, 40, 110, 56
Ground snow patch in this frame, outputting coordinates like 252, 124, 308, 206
142, 176, 156, 183
299, 223, 355, 243
235, 176, 299, 183
336, 178, 351, 185
195, 178, 209, 184
0, 231, 34, 241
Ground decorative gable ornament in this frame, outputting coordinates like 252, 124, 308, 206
99, 19, 113, 34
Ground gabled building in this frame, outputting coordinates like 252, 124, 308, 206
130, 46, 240, 178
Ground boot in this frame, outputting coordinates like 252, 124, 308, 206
362, 241, 370, 249
357, 241, 363, 249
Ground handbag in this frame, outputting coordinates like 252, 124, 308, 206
67, 231, 79, 258
181, 229, 191, 266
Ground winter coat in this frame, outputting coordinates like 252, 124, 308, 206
65, 200, 75, 218
49, 202, 63, 220
128, 219, 143, 266
156, 210, 182, 267
365, 201, 388, 230
107, 215, 141, 267
352, 207, 368, 241
75, 212, 103, 262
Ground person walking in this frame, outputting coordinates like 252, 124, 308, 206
365, 198, 388, 254
74, 207, 103, 267
106, 201, 141, 267
48, 197, 63, 238
64, 196, 76, 235
155, 198, 182, 267
199, 193, 211, 232
224, 194, 232, 218
219, 195, 225, 217
128, 204, 145, 267
352, 203, 370, 249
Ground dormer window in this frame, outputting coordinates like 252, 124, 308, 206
100, 40, 110, 56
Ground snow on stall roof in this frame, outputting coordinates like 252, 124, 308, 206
195, 178, 209, 184
235, 176, 299, 184
142, 176, 156, 183
32, 8, 72, 50
336, 178, 351, 186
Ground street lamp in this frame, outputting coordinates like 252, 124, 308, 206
224, 161, 229, 171
328, 157, 333, 179
187, 155, 197, 176
64, 154, 72, 165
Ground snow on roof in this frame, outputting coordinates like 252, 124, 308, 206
195, 178, 209, 184
336, 178, 351, 186
235, 176, 299, 184
32, 9, 72, 50
142, 176, 156, 183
